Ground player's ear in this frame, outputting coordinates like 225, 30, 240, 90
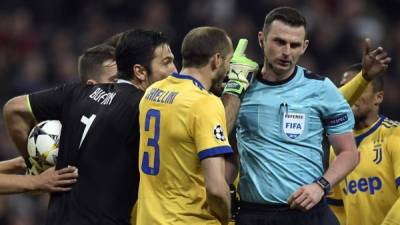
210, 53, 222, 71
86, 79, 96, 85
133, 64, 147, 81
302, 39, 309, 54
375, 91, 384, 105
258, 31, 264, 49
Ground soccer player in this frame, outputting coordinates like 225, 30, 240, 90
3, 28, 176, 225
222, 7, 359, 225
5, 38, 120, 176
78, 43, 118, 85
0, 33, 126, 195
78, 35, 142, 225
327, 64, 400, 225
0, 157, 78, 194
320, 38, 392, 184
77, 32, 124, 85
137, 26, 234, 225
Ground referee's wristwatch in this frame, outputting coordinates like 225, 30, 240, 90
316, 176, 331, 195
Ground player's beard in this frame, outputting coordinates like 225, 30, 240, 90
352, 107, 367, 126
271, 62, 292, 76
266, 55, 293, 78
210, 68, 227, 96
354, 114, 367, 126
210, 82, 223, 96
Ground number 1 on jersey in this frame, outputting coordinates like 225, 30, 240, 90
142, 109, 160, 175
80, 114, 96, 148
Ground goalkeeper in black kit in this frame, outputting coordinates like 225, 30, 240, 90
3, 28, 176, 225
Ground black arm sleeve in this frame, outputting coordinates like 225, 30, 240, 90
28, 83, 78, 122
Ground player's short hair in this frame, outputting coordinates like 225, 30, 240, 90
345, 63, 384, 92
115, 29, 168, 80
103, 32, 124, 48
263, 7, 307, 35
78, 44, 115, 82
181, 26, 231, 68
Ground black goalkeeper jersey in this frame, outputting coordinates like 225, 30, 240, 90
29, 82, 143, 225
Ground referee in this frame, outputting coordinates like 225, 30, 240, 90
223, 7, 359, 225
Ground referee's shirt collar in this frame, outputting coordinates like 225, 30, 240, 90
256, 65, 298, 86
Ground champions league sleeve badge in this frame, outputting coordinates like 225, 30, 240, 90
282, 112, 306, 139
213, 124, 226, 141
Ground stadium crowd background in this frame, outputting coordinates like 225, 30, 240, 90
0, 0, 399, 224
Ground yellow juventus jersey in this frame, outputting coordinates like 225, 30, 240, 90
328, 116, 400, 225
339, 71, 368, 106
137, 73, 233, 225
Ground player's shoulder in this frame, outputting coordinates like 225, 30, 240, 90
380, 117, 400, 153
34, 82, 85, 99
170, 74, 218, 101
193, 91, 221, 103
203, 90, 223, 103
147, 77, 166, 89
191, 92, 224, 112
117, 83, 143, 96
88, 83, 143, 109
86, 83, 141, 96
54, 81, 84, 93
116, 84, 144, 106
381, 117, 400, 135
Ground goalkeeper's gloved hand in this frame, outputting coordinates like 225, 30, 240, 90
223, 39, 259, 99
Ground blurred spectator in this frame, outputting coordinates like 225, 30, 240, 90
12, 52, 48, 93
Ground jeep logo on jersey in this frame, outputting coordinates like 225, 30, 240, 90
213, 124, 225, 141
343, 176, 382, 195
283, 112, 305, 139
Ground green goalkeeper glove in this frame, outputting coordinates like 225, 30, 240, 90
223, 39, 259, 98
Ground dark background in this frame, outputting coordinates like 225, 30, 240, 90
0, 0, 399, 224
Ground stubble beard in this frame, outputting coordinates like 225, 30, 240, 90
267, 61, 293, 78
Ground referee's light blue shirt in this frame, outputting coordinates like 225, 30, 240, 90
237, 66, 354, 204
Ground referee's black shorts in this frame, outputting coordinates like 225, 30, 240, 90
236, 200, 339, 225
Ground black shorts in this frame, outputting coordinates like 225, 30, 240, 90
236, 200, 339, 225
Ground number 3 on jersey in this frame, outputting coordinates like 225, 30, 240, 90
142, 109, 160, 175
